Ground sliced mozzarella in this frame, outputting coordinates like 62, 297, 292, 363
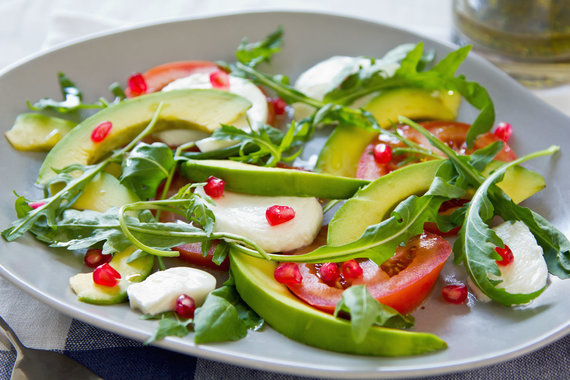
292, 56, 399, 120
161, 73, 268, 151
196, 188, 323, 253
469, 220, 548, 302
127, 267, 216, 315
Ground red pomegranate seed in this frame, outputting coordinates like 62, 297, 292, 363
271, 97, 287, 115
495, 245, 514, 266
266, 205, 295, 226
204, 176, 225, 198
91, 121, 113, 143
319, 263, 340, 284
442, 284, 468, 304
341, 259, 363, 280
93, 263, 121, 287
209, 70, 230, 90
28, 201, 45, 209
127, 73, 148, 96
274, 263, 302, 285
84, 249, 112, 268
494, 122, 513, 142
175, 294, 196, 319
373, 143, 392, 164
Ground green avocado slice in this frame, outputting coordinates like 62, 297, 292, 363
328, 160, 545, 246
69, 247, 154, 305
38, 89, 251, 184
5, 113, 76, 152
180, 159, 369, 199
230, 248, 447, 356
315, 88, 462, 177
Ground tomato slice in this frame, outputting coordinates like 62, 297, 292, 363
125, 61, 218, 97
357, 121, 517, 181
172, 242, 230, 271
286, 232, 452, 315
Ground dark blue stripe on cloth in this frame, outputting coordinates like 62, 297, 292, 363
0, 351, 16, 380
64, 319, 197, 380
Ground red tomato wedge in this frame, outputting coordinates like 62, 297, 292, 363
357, 121, 517, 181
172, 242, 230, 271
125, 61, 218, 97
286, 232, 452, 315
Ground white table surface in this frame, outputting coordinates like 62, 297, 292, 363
0, 1, 568, 379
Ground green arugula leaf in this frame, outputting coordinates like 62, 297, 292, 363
323, 43, 494, 147
236, 26, 283, 67
193, 276, 263, 343
334, 285, 414, 343
210, 123, 303, 167
120, 142, 175, 200
401, 116, 566, 297
144, 312, 192, 344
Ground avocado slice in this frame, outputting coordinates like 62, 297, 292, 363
315, 88, 461, 177
69, 247, 154, 305
230, 248, 447, 356
5, 113, 76, 151
327, 160, 545, 246
38, 89, 251, 184
180, 159, 369, 199
72, 172, 139, 213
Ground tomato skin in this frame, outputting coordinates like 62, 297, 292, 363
286, 232, 452, 315
172, 242, 230, 271
125, 61, 218, 97
357, 121, 517, 181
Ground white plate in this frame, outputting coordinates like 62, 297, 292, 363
0, 11, 569, 379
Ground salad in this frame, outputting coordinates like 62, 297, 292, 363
2, 27, 569, 357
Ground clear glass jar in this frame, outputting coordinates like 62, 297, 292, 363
453, 0, 570, 87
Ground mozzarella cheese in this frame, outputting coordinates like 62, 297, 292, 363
161, 73, 268, 151
196, 187, 323, 253
127, 267, 216, 315
292, 56, 399, 120
469, 220, 548, 302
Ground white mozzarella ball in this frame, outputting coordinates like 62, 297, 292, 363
196, 188, 323, 253
127, 267, 216, 315
469, 220, 548, 302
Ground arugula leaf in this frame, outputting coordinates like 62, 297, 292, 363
120, 142, 175, 200
144, 312, 192, 344
184, 191, 216, 236
322, 43, 494, 147
193, 276, 263, 343
334, 285, 414, 343
400, 117, 567, 296
236, 26, 283, 67
210, 123, 303, 167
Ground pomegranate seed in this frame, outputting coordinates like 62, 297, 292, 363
319, 263, 340, 284
442, 284, 468, 304
266, 205, 295, 226
274, 263, 302, 285
341, 260, 363, 280
84, 249, 112, 268
91, 121, 112, 143
271, 97, 287, 115
175, 294, 196, 319
373, 143, 392, 164
127, 73, 147, 96
28, 201, 45, 209
495, 245, 514, 266
494, 122, 513, 142
93, 263, 121, 287
209, 70, 230, 90
204, 176, 225, 198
